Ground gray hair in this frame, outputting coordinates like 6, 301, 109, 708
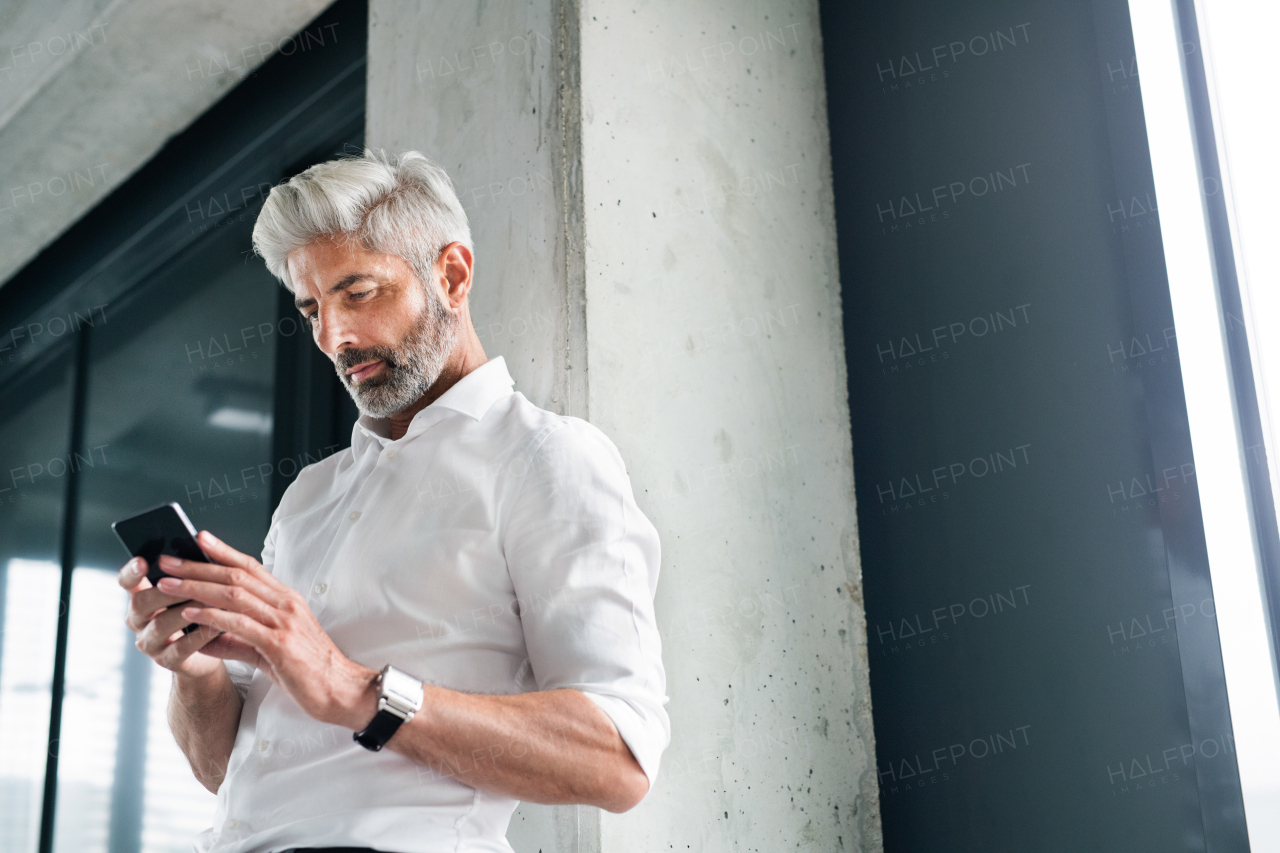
251, 148, 472, 292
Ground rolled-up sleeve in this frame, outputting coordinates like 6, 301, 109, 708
502, 418, 670, 791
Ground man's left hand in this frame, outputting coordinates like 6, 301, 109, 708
156, 530, 378, 730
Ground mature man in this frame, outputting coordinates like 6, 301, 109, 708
119, 150, 668, 853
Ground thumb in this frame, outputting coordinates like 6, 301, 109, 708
117, 557, 152, 592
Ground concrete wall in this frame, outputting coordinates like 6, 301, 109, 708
0, 0, 332, 287
578, 1, 879, 849
368, 1, 879, 851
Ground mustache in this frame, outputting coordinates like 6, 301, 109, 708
335, 345, 401, 375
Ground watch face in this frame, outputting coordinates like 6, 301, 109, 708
381, 666, 424, 708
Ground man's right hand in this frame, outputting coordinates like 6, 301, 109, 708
120, 557, 226, 679
122, 553, 249, 795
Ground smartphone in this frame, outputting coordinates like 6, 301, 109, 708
111, 501, 209, 586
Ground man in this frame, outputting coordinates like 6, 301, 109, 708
119, 149, 668, 853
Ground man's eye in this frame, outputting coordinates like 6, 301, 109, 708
350, 289, 372, 300
302, 312, 317, 325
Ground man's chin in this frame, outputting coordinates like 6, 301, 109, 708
352, 394, 409, 419
347, 381, 423, 419
340, 359, 439, 419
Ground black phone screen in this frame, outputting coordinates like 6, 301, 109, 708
111, 502, 209, 586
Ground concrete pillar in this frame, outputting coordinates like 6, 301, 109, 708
366, 1, 878, 850
367, 0, 586, 420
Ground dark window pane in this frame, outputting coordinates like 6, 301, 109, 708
53, 215, 279, 853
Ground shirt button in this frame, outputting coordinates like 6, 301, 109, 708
349, 510, 361, 522
385, 448, 399, 461
313, 582, 328, 595
227, 819, 240, 830
256, 739, 269, 752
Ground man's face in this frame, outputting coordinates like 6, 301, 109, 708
287, 238, 459, 418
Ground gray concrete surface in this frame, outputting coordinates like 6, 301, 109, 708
578, 2, 880, 850
0, 0, 332, 288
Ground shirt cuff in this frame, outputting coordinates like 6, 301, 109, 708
580, 690, 668, 792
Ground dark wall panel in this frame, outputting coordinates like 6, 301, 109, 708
820, 1, 1248, 850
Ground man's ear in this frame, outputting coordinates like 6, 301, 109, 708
438, 242, 474, 310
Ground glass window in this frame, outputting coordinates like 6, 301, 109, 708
53, 215, 279, 852
0, 351, 74, 853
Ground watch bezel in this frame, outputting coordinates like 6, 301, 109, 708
377, 665, 424, 721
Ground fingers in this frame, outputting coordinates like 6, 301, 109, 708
156, 553, 288, 610
197, 530, 293, 597
195, 529, 251, 565
157, 573, 278, 626
125, 584, 192, 632
152, 616, 227, 671
135, 604, 203, 656
199, 631, 265, 669
182, 604, 274, 652
197, 530, 259, 571
133, 584, 191, 612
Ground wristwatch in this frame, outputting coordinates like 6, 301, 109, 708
353, 664, 424, 752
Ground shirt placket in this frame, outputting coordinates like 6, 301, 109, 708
303, 437, 401, 616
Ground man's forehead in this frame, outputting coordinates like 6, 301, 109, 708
289, 243, 388, 301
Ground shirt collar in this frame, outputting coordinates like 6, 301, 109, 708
353, 356, 515, 449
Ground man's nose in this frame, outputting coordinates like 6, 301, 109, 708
313, 305, 351, 355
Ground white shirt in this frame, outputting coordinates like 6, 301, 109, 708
194, 357, 669, 853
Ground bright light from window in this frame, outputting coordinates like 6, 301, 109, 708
1128, 0, 1280, 846
1200, 1, 1280, 497
52, 569, 127, 853
0, 559, 61, 853
207, 407, 273, 435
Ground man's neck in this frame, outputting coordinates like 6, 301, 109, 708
387, 324, 488, 441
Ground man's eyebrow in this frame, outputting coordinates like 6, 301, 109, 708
294, 273, 372, 311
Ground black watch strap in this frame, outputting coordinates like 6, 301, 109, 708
353, 708, 406, 752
